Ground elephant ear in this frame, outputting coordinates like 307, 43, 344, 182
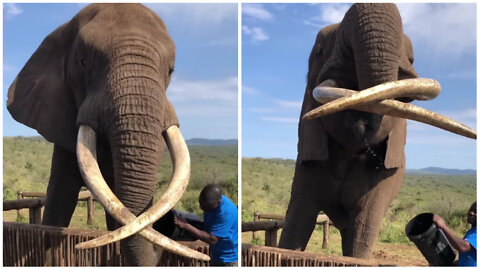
7, 22, 78, 152
297, 26, 339, 162
384, 118, 406, 169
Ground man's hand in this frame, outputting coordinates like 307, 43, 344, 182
174, 216, 189, 230
433, 214, 447, 230
174, 215, 218, 245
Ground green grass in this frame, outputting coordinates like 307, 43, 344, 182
242, 157, 476, 254
3, 136, 238, 229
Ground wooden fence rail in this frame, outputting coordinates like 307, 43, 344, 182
4, 198, 45, 225
242, 221, 284, 247
15, 190, 95, 225
3, 222, 210, 266
251, 212, 331, 248
242, 244, 382, 267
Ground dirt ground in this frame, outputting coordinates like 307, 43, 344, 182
373, 241, 429, 266
243, 230, 433, 267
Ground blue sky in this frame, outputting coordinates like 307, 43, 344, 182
242, 3, 476, 170
3, 3, 238, 140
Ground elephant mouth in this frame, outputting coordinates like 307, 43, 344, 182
74, 125, 210, 261
304, 78, 476, 140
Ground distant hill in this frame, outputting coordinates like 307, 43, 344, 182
4, 136, 238, 146
4, 136, 238, 229
186, 138, 237, 146
242, 157, 476, 253
406, 167, 476, 175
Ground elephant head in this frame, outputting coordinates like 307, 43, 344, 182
7, 4, 209, 265
299, 4, 475, 164
279, 3, 475, 259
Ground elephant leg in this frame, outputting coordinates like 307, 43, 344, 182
279, 160, 327, 250
42, 144, 84, 227
341, 167, 404, 258
99, 155, 117, 232
42, 144, 83, 265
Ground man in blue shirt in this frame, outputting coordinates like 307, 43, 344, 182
175, 184, 238, 266
434, 201, 476, 266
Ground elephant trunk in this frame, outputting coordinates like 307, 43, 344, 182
107, 40, 173, 213
107, 51, 167, 265
345, 3, 404, 90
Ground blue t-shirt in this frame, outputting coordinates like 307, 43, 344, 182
458, 227, 476, 266
203, 195, 238, 263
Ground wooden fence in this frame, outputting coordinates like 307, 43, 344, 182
242, 244, 382, 267
242, 221, 284, 247
16, 190, 95, 225
249, 212, 331, 248
3, 222, 210, 266
4, 198, 45, 225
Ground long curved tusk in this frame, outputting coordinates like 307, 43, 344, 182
313, 87, 476, 139
75, 125, 209, 261
302, 78, 441, 120
76, 125, 191, 248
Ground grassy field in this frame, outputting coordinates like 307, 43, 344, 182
3, 136, 238, 230
242, 157, 476, 256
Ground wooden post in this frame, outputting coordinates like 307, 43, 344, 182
87, 197, 94, 225
253, 211, 259, 238
17, 191, 24, 218
29, 205, 42, 224
265, 229, 278, 247
322, 221, 329, 249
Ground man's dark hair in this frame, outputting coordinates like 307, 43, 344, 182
200, 184, 222, 204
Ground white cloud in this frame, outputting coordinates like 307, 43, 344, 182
303, 20, 323, 29
398, 3, 475, 56
245, 107, 274, 113
317, 4, 350, 25
447, 71, 476, 79
274, 99, 302, 109
5, 3, 23, 16
242, 4, 274, 21
242, 85, 260, 95
242, 26, 269, 42
439, 108, 476, 122
175, 104, 237, 117
146, 3, 236, 30
208, 37, 237, 47
407, 108, 476, 133
304, 4, 350, 28
4, 64, 19, 73
168, 76, 237, 103
167, 76, 237, 121
261, 117, 298, 124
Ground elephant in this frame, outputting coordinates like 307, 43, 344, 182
278, 3, 476, 259
7, 3, 209, 266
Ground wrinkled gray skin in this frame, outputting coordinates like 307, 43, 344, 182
7, 4, 178, 266
278, 4, 418, 258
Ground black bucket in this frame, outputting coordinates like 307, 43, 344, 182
405, 213, 456, 266
152, 209, 203, 241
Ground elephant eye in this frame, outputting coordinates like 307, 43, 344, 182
168, 67, 175, 75
78, 58, 86, 68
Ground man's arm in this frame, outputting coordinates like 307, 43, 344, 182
433, 215, 473, 253
174, 217, 218, 245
